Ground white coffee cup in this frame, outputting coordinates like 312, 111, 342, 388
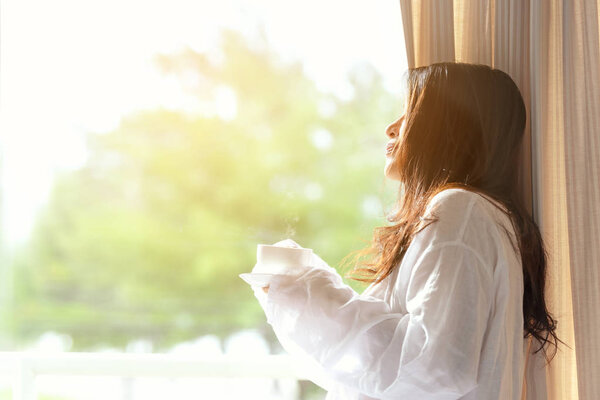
253, 244, 314, 275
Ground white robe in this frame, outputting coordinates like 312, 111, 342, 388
242, 188, 548, 400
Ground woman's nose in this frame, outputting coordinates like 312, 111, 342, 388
385, 115, 404, 139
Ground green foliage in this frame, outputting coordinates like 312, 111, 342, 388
12, 28, 401, 350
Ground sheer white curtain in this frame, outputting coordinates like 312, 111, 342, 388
398, 1, 600, 399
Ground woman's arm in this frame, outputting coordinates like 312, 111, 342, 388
249, 242, 493, 399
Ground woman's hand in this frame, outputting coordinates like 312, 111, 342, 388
262, 285, 269, 294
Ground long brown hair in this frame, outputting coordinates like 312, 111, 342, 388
342, 62, 566, 364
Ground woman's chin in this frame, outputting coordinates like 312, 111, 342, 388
384, 158, 400, 181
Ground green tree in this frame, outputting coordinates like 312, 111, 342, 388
12, 28, 401, 350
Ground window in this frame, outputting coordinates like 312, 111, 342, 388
0, 0, 407, 398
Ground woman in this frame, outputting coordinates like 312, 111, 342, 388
244, 62, 563, 399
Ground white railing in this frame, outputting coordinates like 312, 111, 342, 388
0, 352, 310, 400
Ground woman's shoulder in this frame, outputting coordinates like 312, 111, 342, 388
426, 188, 508, 221
418, 187, 513, 252
423, 188, 480, 228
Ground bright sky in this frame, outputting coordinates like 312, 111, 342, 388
0, 0, 406, 246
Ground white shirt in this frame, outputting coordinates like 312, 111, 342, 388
244, 188, 548, 399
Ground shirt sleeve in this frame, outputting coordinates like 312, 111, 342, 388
247, 242, 494, 399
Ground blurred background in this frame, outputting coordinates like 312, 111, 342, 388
0, 0, 407, 398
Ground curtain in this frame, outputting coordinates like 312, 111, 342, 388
398, 1, 600, 400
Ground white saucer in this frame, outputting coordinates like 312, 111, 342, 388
239, 273, 275, 287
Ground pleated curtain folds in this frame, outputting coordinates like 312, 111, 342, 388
398, 1, 600, 400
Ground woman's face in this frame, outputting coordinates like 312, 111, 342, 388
384, 103, 408, 181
